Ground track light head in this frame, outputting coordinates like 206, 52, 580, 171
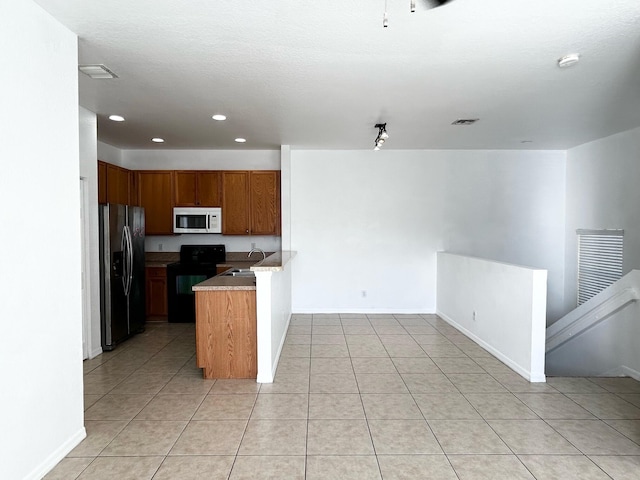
373, 123, 389, 150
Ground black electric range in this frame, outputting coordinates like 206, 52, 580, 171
167, 244, 226, 323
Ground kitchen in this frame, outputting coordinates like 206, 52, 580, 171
97, 158, 292, 381
5, 1, 640, 479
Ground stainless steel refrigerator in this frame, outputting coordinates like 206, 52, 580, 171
99, 204, 146, 350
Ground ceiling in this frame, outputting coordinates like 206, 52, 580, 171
35, 0, 640, 151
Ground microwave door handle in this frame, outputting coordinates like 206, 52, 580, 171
207, 214, 210, 231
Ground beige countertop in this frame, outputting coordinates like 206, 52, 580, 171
192, 251, 296, 291
192, 275, 256, 291
145, 252, 179, 267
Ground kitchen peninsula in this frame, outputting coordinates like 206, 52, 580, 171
193, 251, 295, 381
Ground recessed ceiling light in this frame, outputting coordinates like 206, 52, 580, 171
212, 114, 227, 121
151, 138, 165, 143
109, 115, 125, 122
557, 53, 580, 68
235, 138, 247, 143
78, 64, 118, 79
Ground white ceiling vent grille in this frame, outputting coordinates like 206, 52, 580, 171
577, 229, 624, 305
451, 118, 479, 126
78, 64, 118, 79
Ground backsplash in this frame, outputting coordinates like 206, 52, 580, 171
144, 234, 281, 253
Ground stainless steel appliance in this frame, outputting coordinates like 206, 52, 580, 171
167, 244, 226, 323
173, 207, 222, 234
99, 204, 146, 350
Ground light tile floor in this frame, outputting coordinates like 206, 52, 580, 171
46, 314, 640, 479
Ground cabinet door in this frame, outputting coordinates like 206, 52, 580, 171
250, 171, 280, 236
117, 167, 130, 204
106, 164, 120, 204
197, 171, 221, 207
97, 161, 107, 204
129, 170, 139, 206
222, 171, 250, 235
174, 171, 198, 206
146, 267, 167, 317
138, 171, 174, 235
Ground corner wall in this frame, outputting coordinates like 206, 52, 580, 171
80, 107, 102, 358
564, 126, 640, 317
0, 1, 85, 478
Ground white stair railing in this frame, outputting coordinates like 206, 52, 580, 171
546, 270, 640, 354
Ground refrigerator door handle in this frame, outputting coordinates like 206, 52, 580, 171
126, 226, 134, 295
120, 226, 128, 293
123, 225, 133, 296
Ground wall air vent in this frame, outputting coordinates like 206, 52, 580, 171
451, 118, 479, 126
78, 64, 118, 79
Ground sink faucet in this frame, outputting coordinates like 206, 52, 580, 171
248, 247, 266, 261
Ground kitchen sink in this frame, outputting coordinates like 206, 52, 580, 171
222, 268, 255, 277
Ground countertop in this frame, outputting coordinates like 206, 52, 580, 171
192, 251, 296, 291
145, 252, 179, 267
192, 275, 256, 291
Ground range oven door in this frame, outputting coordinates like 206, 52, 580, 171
167, 263, 217, 323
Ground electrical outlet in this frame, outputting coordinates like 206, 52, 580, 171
361, 290, 367, 298
251, 242, 256, 249
158, 243, 163, 251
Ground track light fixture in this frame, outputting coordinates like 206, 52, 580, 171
374, 123, 388, 150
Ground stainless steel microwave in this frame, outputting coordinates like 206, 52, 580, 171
173, 207, 222, 234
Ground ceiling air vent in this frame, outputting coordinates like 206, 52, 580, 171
78, 64, 118, 79
451, 118, 479, 126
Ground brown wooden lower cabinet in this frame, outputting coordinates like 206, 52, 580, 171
145, 267, 168, 318
195, 290, 257, 379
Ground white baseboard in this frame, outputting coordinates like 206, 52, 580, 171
437, 310, 546, 383
89, 346, 103, 359
291, 308, 436, 315
270, 312, 292, 380
25, 426, 86, 480
600, 365, 640, 381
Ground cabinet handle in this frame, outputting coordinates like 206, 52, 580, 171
246, 229, 249, 233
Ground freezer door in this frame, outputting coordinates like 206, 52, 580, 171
99, 204, 129, 349
128, 206, 146, 334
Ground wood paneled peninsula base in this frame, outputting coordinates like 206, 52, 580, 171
193, 277, 257, 379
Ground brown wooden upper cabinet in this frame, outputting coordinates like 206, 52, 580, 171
174, 171, 221, 207
98, 161, 132, 205
105, 164, 131, 205
137, 171, 174, 235
222, 171, 280, 236
97, 161, 107, 204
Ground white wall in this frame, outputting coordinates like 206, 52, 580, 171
255, 255, 294, 383
97, 140, 123, 166
0, 2, 85, 478
123, 148, 280, 170
290, 149, 566, 319
437, 253, 547, 382
80, 107, 102, 358
564, 126, 640, 316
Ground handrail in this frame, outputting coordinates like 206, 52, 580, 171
546, 271, 640, 353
